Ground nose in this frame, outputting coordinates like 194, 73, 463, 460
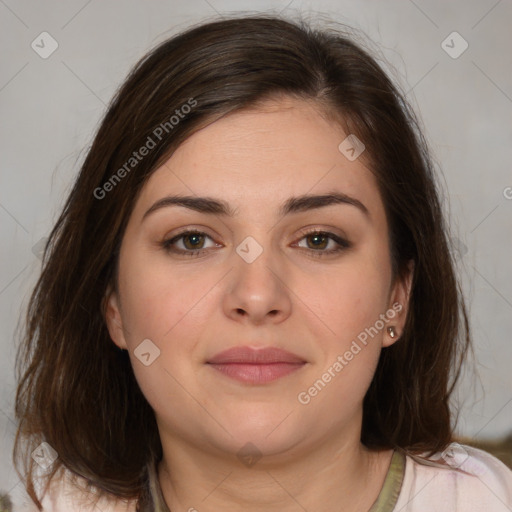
222, 240, 292, 325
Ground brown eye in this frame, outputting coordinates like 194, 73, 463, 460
304, 232, 330, 250
181, 232, 206, 250
161, 230, 217, 256
295, 230, 351, 258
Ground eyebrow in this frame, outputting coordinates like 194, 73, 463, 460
142, 191, 369, 222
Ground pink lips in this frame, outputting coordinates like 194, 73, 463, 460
207, 346, 306, 384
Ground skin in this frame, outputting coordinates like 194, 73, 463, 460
105, 96, 413, 512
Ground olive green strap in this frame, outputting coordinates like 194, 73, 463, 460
368, 449, 406, 512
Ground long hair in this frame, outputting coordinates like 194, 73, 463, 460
14, 13, 471, 509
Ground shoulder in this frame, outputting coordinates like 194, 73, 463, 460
394, 442, 512, 511
21, 469, 138, 512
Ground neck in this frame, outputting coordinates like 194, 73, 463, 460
157, 428, 393, 512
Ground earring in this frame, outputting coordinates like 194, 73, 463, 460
387, 326, 397, 339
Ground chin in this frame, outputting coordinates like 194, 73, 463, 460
208, 411, 313, 460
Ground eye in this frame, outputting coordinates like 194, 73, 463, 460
161, 230, 218, 257
293, 229, 351, 258
160, 228, 351, 258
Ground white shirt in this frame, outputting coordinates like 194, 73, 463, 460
392, 443, 512, 511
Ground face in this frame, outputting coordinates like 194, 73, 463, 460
105, 97, 412, 460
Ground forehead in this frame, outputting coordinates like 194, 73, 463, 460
132, 97, 382, 221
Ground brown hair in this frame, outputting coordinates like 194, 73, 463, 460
14, 12, 471, 509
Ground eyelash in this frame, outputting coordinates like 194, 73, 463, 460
161, 228, 351, 259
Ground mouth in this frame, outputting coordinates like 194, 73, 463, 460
206, 346, 307, 384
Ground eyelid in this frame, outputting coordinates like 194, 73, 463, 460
294, 225, 349, 243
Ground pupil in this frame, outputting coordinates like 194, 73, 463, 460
186, 233, 203, 248
309, 234, 326, 249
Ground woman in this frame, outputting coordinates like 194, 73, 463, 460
13, 13, 512, 512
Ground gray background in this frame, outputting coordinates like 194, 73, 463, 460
1, 0, 511, 508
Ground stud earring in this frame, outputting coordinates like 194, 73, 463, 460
387, 326, 397, 339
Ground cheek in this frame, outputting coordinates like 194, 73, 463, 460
117, 245, 206, 344
306, 255, 391, 339
296, 251, 390, 400
115, 252, 213, 424
296, 267, 387, 421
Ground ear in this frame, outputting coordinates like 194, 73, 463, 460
383, 260, 414, 348
104, 284, 128, 350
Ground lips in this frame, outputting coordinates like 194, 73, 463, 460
207, 346, 305, 364
206, 346, 307, 384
